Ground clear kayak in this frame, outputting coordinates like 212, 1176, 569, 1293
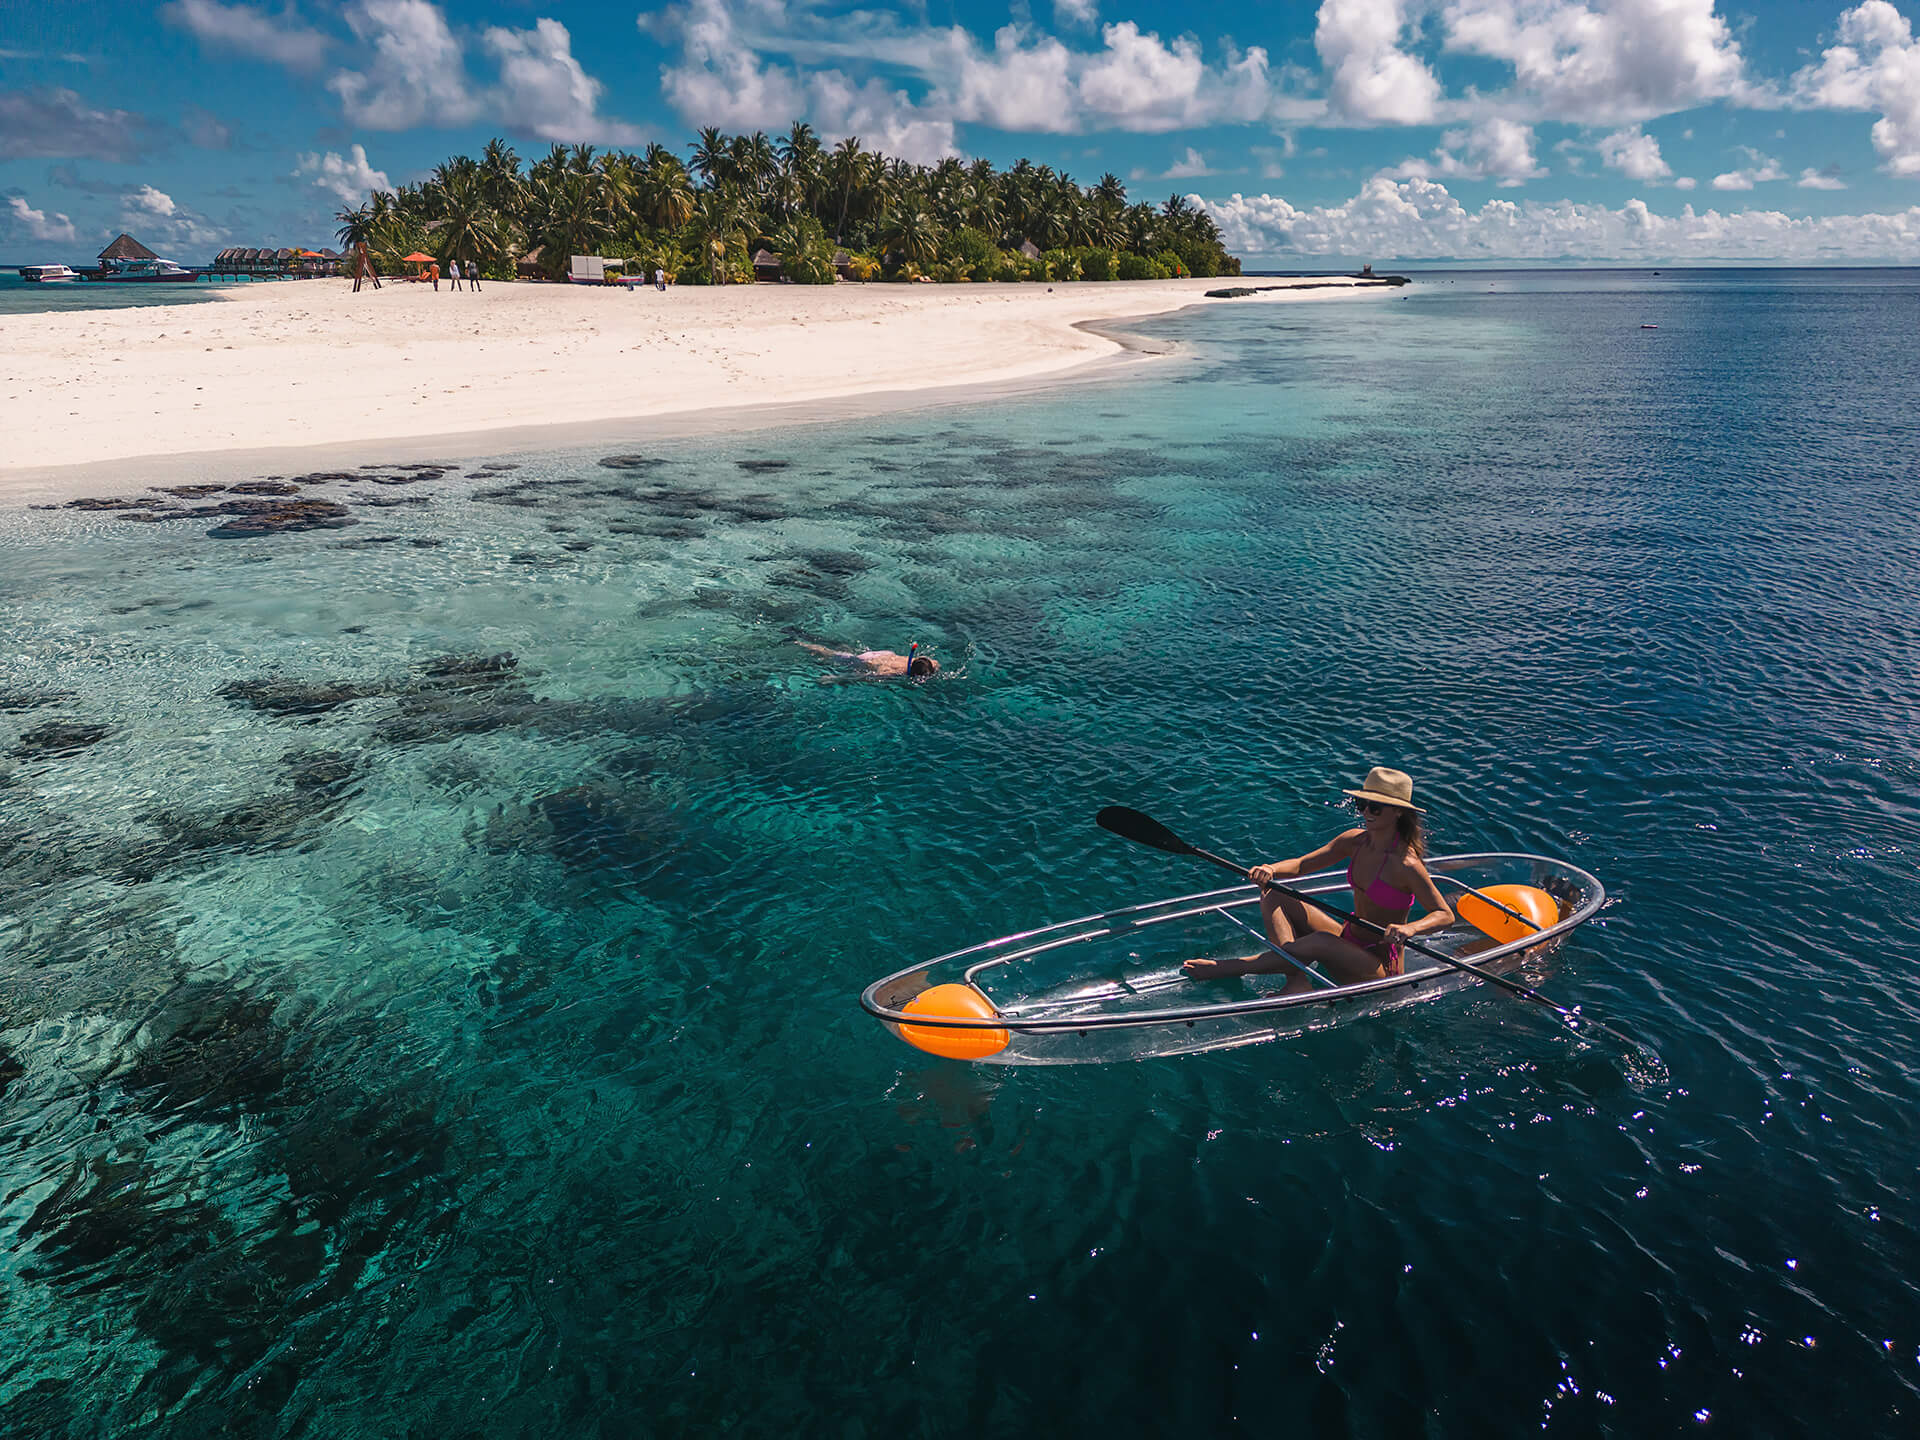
860, 853, 1606, 1065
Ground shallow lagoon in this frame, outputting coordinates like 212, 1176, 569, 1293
2, 271, 1918, 1436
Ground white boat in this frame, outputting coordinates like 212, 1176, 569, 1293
861, 852, 1606, 1065
83, 257, 197, 283
18, 264, 80, 283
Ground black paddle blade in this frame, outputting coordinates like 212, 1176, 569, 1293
1096, 806, 1197, 857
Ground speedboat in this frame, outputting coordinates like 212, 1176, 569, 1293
84, 257, 197, 283
18, 264, 79, 283
861, 853, 1606, 1065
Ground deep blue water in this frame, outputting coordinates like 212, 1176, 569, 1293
2, 271, 1918, 1437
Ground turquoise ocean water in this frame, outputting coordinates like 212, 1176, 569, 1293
2, 269, 1917, 1436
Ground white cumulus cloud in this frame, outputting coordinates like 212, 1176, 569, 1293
6, 193, 79, 244
161, 0, 330, 72
1792, 1, 1920, 175
1394, 117, 1546, 185
484, 18, 646, 144
329, 0, 478, 130
1711, 149, 1786, 189
1055, 0, 1099, 27
654, 2, 1297, 144
1197, 175, 1920, 261
295, 144, 392, 204
1315, 0, 1442, 125
1133, 146, 1216, 180
1596, 124, 1672, 181
1797, 166, 1848, 189
1439, 0, 1752, 124
117, 185, 226, 251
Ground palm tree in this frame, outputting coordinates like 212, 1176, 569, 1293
688, 126, 729, 188
828, 136, 873, 243
880, 207, 940, 267
526, 168, 609, 275
695, 185, 748, 282
433, 169, 505, 273
638, 148, 696, 230
335, 202, 375, 251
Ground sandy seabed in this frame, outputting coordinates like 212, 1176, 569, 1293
0, 275, 1390, 496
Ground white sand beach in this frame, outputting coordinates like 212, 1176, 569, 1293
1, 275, 1391, 486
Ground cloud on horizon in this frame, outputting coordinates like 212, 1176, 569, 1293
1200, 174, 1920, 261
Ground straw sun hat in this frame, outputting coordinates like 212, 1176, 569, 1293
1343, 766, 1425, 813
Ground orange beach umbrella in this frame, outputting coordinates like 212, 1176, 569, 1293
402, 251, 434, 263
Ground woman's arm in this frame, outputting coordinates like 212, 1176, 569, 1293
1384, 856, 1456, 943
1249, 829, 1358, 886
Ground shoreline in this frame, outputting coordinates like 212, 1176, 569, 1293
1, 276, 1394, 502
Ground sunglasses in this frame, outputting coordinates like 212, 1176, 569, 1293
1353, 799, 1394, 816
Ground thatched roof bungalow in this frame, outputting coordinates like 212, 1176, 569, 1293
752, 248, 782, 282
516, 246, 546, 279
1018, 239, 1043, 261
99, 233, 159, 262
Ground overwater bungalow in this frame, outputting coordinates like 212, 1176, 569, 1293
85, 233, 194, 282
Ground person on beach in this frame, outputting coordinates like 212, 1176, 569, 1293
1184, 767, 1454, 991
655, 267, 666, 291
468, 262, 481, 292
795, 640, 939, 681
449, 258, 463, 291
430, 263, 440, 291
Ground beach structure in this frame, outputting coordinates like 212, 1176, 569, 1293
752, 249, 782, 282
84, 233, 194, 283
99, 233, 159, 265
568, 255, 607, 284
1018, 239, 1043, 261
516, 247, 545, 280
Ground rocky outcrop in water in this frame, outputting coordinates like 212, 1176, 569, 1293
204, 499, 356, 538
219, 653, 522, 718
0, 689, 72, 713
11, 721, 113, 759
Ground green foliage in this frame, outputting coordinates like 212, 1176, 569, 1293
776, 216, 836, 284
1041, 248, 1082, 282
1076, 246, 1117, 281
330, 130, 1239, 288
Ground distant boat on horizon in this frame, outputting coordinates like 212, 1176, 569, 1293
17, 264, 80, 283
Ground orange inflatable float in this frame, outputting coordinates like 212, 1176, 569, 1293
898, 983, 1010, 1060
1454, 884, 1559, 945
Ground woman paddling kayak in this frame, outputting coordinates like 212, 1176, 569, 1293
1184, 766, 1455, 992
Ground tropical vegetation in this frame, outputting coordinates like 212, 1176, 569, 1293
334, 129, 1239, 285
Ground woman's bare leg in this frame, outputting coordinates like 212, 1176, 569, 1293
1183, 887, 1339, 986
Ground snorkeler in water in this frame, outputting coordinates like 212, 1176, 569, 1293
795, 640, 940, 681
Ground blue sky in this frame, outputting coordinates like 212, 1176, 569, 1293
4, 0, 1920, 262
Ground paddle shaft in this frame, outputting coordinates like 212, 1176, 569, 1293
1144, 832, 1590, 1026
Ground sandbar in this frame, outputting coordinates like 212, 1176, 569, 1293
1, 275, 1393, 494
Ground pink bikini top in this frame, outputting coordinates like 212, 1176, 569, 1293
1349, 851, 1415, 911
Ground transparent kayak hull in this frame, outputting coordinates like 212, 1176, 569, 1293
859, 853, 1606, 1065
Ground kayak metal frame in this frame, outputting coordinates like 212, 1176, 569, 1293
859, 852, 1605, 1038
